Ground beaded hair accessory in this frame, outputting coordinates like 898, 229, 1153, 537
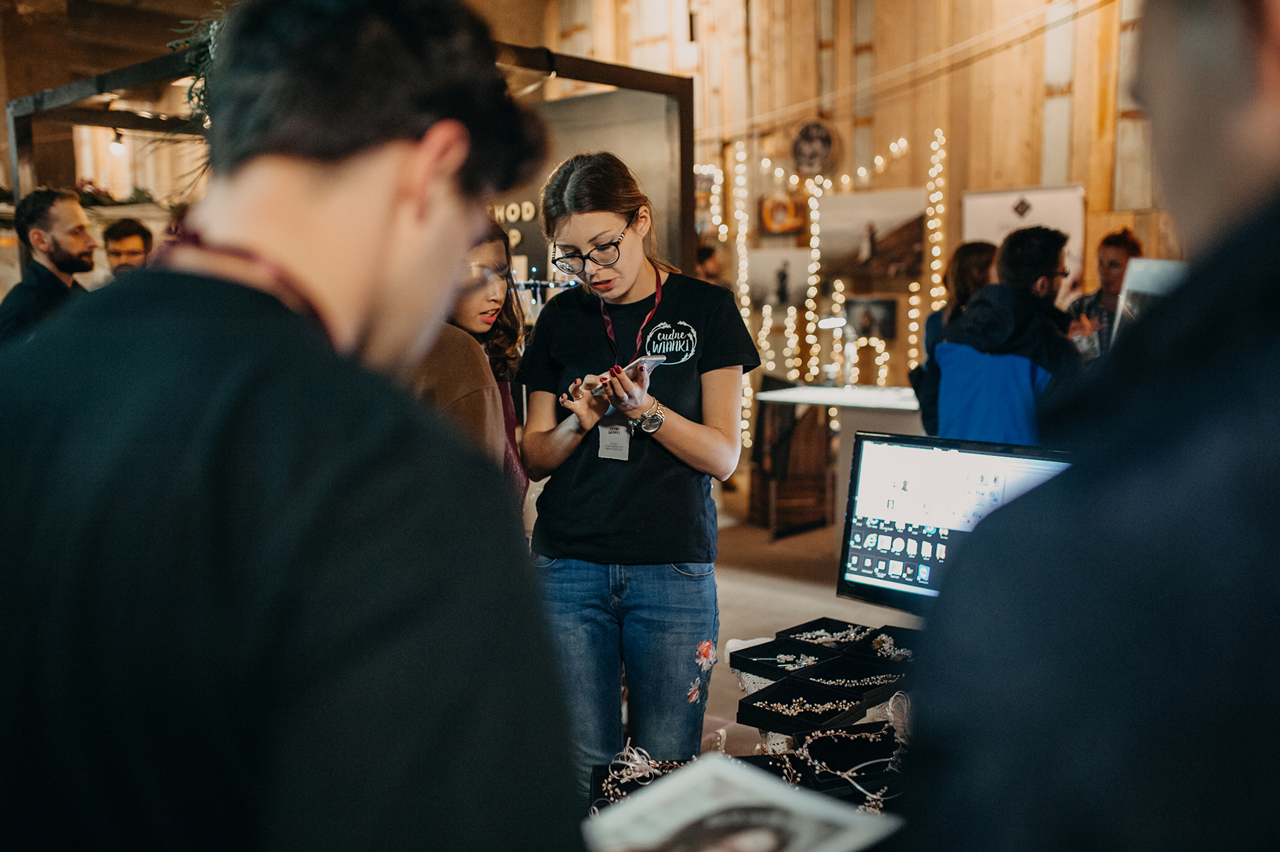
791, 624, 874, 647
758, 696, 860, 717
745, 653, 819, 671
592, 742, 685, 814
871, 633, 914, 662
812, 673, 901, 690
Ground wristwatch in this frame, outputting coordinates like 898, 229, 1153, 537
629, 398, 666, 434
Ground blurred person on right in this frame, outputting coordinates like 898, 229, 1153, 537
900, 2, 1280, 850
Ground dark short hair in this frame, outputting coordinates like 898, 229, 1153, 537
206, 0, 545, 197
1099, 227, 1143, 258
15, 188, 79, 249
996, 226, 1069, 291
103, 218, 154, 254
696, 245, 717, 265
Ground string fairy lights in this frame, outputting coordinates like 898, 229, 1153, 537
803, 177, 825, 381
848, 336, 890, 386
727, 143, 757, 449
783, 305, 800, 382
757, 303, 776, 372
913, 128, 948, 370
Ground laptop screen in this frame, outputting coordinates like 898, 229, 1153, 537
837, 432, 1071, 615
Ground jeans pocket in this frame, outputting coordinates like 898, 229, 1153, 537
533, 553, 560, 569
668, 562, 715, 578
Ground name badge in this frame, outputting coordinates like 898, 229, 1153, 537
598, 423, 631, 461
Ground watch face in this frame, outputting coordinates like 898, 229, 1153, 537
640, 412, 664, 433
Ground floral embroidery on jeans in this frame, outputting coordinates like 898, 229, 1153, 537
687, 677, 702, 703
696, 640, 717, 672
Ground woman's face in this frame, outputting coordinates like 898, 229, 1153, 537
552, 208, 651, 304
451, 239, 509, 335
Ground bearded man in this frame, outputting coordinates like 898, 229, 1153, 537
0, 188, 98, 347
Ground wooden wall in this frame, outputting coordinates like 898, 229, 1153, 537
538, 0, 1177, 294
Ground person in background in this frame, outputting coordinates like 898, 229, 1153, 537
694, 244, 726, 287
0, 188, 97, 347
1066, 227, 1144, 356
103, 217, 154, 275
923, 241, 998, 362
412, 219, 529, 505
0, 0, 582, 848
519, 152, 760, 810
919, 226, 1081, 445
899, 1, 1280, 849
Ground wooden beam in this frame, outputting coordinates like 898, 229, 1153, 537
8, 51, 190, 118
68, 0, 196, 53
38, 105, 201, 134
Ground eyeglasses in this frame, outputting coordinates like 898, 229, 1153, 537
465, 262, 514, 290
552, 211, 637, 276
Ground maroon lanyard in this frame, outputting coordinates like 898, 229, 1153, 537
598, 264, 662, 366
156, 227, 335, 349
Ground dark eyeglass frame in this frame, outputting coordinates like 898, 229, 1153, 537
552, 210, 638, 276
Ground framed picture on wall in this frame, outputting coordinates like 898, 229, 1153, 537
846, 298, 898, 341
759, 193, 806, 235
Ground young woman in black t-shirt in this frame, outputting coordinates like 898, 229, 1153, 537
519, 153, 759, 808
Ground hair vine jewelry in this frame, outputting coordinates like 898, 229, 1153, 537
871, 633, 914, 662
746, 652, 819, 671
796, 725, 904, 813
758, 696, 859, 717
812, 673, 901, 689
592, 741, 687, 812
791, 625, 874, 647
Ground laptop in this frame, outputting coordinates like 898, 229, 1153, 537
837, 432, 1071, 616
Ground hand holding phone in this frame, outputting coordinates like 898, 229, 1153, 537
590, 354, 665, 395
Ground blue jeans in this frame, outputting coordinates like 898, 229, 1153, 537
533, 556, 719, 808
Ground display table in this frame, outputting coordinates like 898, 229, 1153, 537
754, 385, 924, 551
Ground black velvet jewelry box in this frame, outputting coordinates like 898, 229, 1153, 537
728, 636, 840, 681
843, 625, 924, 666
791, 655, 909, 706
736, 677, 872, 736
775, 617, 882, 652
792, 721, 903, 798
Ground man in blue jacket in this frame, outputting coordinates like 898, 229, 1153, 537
926, 226, 1081, 445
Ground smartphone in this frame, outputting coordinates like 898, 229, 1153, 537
590, 354, 666, 395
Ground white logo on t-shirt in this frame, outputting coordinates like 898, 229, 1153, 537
645, 321, 698, 365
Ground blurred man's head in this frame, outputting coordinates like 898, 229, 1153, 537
996, 226, 1070, 301
198, 0, 545, 372
15, 189, 97, 283
1097, 227, 1143, 299
1137, 0, 1280, 256
695, 245, 723, 282
103, 218, 153, 274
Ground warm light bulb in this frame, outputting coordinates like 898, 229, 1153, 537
109, 131, 125, 157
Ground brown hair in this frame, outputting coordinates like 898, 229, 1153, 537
539, 152, 678, 297
944, 241, 998, 320
1099, 227, 1144, 258
457, 217, 524, 381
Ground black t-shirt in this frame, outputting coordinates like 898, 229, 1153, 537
518, 273, 760, 564
0, 270, 582, 850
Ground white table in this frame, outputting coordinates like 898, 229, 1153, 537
754, 385, 925, 550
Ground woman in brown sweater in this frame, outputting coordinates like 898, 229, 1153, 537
411, 220, 529, 506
